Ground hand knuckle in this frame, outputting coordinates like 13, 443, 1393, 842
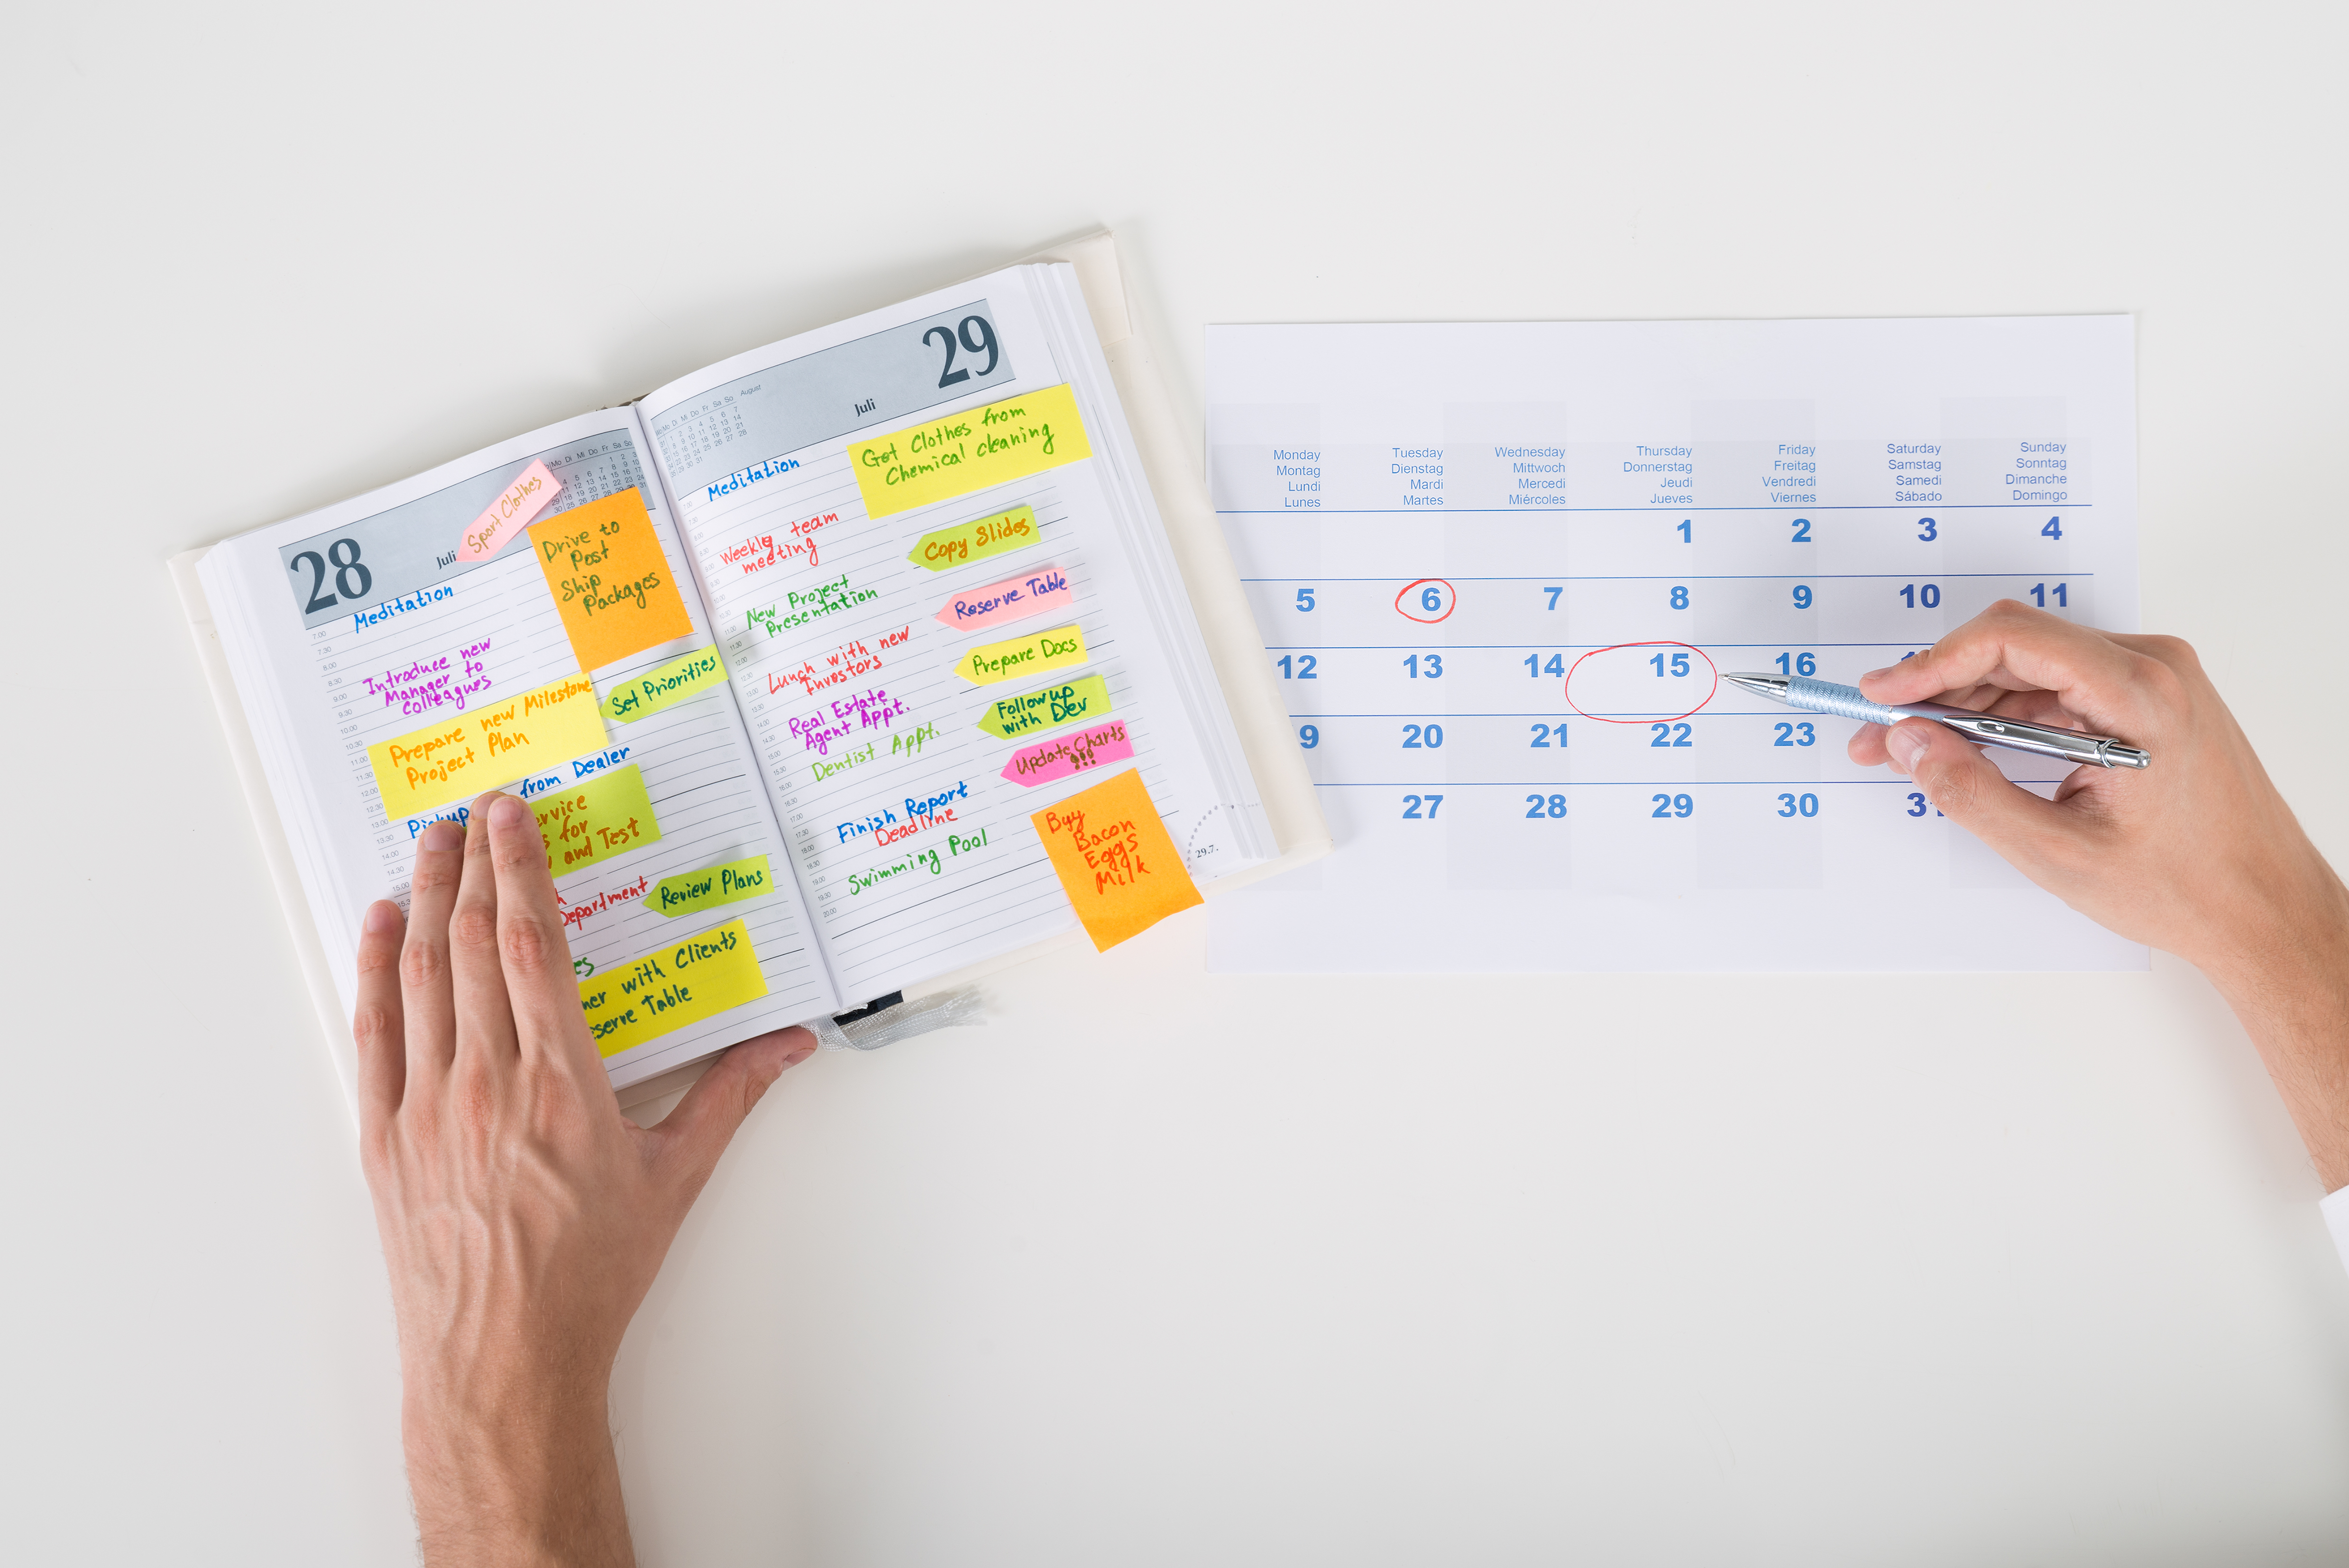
452, 905, 501, 950
352, 1003, 399, 1051
500, 914, 556, 973
399, 940, 446, 989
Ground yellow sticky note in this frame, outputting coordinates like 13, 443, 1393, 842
369, 671, 606, 819
848, 384, 1092, 519
530, 487, 694, 672
601, 645, 726, 724
532, 764, 661, 879
952, 623, 1086, 686
578, 918, 768, 1059
1030, 768, 1203, 952
649, 855, 773, 917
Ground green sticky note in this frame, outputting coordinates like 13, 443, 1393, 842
601, 646, 727, 724
906, 505, 1038, 571
974, 674, 1113, 740
649, 854, 775, 918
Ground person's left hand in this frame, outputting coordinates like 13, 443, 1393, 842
353, 791, 813, 1565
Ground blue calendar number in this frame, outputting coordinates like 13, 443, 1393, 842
1524, 794, 1568, 819
1772, 721, 1815, 748
1678, 519, 1693, 542
1789, 517, 1812, 543
1651, 792, 1695, 819
1295, 587, 1316, 611
1791, 584, 1813, 610
1529, 722, 1568, 747
1899, 583, 1941, 609
1907, 792, 1944, 818
1650, 651, 1691, 678
2042, 515, 2064, 540
1525, 653, 1566, 678
1649, 722, 1693, 748
2029, 582, 2069, 608
1774, 651, 1817, 677
1401, 723, 1445, 749
1276, 654, 1317, 679
1777, 792, 1820, 818
1298, 724, 1319, 749
1403, 654, 1443, 679
1669, 585, 1690, 609
1917, 516, 1938, 541
1402, 794, 1443, 820
1544, 586, 1563, 610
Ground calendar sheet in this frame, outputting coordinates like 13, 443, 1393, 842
1205, 317, 2147, 972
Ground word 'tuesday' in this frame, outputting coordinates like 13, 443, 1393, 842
580, 918, 767, 1058
529, 487, 693, 672
368, 671, 606, 818
1030, 767, 1202, 951
849, 385, 1092, 518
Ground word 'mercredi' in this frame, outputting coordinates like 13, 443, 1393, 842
579, 918, 767, 1058
847, 384, 1092, 519
952, 623, 1086, 686
457, 458, 561, 562
368, 671, 606, 818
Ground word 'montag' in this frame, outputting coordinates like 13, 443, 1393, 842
849, 384, 1092, 518
458, 458, 561, 562
952, 623, 1086, 686
367, 671, 606, 818
1030, 767, 1202, 952
529, 487, 693, 671
579, 918, 767, 1058
905, 505, 1038, 572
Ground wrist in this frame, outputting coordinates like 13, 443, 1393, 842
402, 1379, 631, 1567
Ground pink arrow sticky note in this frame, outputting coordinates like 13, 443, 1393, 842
457, 458, 561, 562
934, 565, 1073, 634
1000, 720, 1135, 787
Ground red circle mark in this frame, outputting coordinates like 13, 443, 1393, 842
1395, 578, 1458, 624
1563, 641, 1720, 724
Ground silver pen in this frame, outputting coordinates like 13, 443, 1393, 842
1724, 672, 2151, 770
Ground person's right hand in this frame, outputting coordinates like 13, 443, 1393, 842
1851, 600, 2349, 1183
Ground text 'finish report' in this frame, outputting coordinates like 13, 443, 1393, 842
1205, 317, 2145, 972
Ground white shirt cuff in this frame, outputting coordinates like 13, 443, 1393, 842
2320, 1186, 2349, 1272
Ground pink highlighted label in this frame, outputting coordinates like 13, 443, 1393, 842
457, 459, 561, 562
1000, 720, 1133, 787
935, 566, 1072, 633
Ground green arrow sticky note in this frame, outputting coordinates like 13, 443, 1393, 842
648, 854, 775, 918
906, 504, 1038, 571
600, 646, 726, 724
973, 674, 1113, 740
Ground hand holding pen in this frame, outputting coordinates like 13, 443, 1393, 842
1808, 600, 2349, 1180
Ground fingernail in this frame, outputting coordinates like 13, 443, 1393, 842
489, 793, 529, 829
363, 900, 403, 934
421, 819, 462, 850
1859, 665, 1896, 683
1886, 726, 1930, 775
785, 1045, 817, 1067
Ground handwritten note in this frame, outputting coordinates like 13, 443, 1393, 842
904, 505, 1039, 572
650, 855, 774, 918
975, 675, 1112, 740
368, 671, 606, 818
1001, 720, 1133, 787
532, 763, 661, 878
850, 384, 1093, 519
578, 918, 768, 1058
934, 565, 1071, 633
952, 623, 1086, 686
601, 646, 726, 724
457, 458, 561, 562
1031, 768, 1202, 952
529, 487, 693, 672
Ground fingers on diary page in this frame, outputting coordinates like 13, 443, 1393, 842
1204, 317, 2148, 973
198, 263, 1273, 1091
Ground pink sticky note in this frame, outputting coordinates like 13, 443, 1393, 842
1000, 720, 1135, 787
934, 565, 1073, 633
457, 459, 562, 562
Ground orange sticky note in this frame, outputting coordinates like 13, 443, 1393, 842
1029, 768, 1203, 952
529, 487, 693, 672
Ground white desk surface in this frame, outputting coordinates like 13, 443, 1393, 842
8, 5, 2349, 1563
